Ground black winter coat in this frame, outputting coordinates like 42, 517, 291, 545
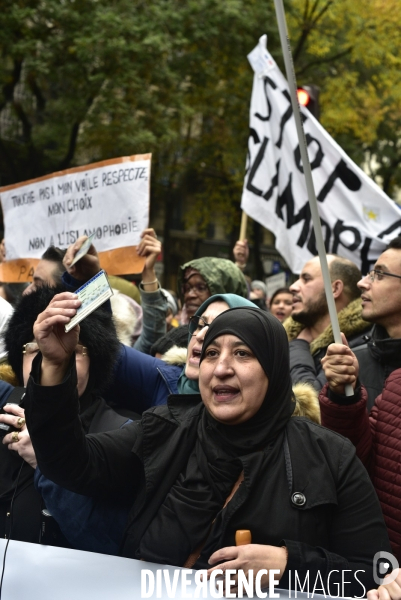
26, 359, 391, 597
0, 385, 132, 545
353, 324, 401, 411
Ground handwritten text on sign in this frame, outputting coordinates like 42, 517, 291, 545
0, 155, 151, 260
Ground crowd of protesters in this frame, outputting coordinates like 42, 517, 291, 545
0, 229, 400, 599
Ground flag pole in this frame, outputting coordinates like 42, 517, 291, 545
239, 212, 248, 241
273, 0, 353, 395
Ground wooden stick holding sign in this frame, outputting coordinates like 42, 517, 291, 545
239, 211, 248, 242
273, 0, 353, 396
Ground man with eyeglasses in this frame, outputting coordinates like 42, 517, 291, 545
347, 236, 401, 410
319, 236, 401, 563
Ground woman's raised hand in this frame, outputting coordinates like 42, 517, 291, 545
233, 239, 249, 270
136, 228, 162, 292
33, 292, 81, 385
1, 404, 37, 468
63, 235, 100, 281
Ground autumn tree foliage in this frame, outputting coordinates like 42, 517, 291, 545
287, 0, 401, 198
0, 0, 399, 251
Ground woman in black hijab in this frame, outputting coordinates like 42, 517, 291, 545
22, 299, 391, 595
0, 285, 124, 548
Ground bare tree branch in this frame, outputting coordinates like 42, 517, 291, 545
293, 0, 334, 63
295, 46, 353, 76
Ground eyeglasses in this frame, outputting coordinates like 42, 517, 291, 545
188, 316, 210, 336
23, 342, 88, 356
181, 283, 209, 296
365, 269, 401, 282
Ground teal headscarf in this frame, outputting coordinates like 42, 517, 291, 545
177, 294, 258, 394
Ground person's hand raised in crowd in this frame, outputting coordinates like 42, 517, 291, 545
207, 544, 287, 593
1, 404, 37, 469
368, 570, 401, 600
33, 292, 81, 386
321, 332, 359, 395
63, 235, 101, 281
233, 239, 249, 271
136, 228, 161, 292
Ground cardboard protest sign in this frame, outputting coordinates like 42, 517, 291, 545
0, 155, 151, 282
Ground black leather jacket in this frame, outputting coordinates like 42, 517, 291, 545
353, 324, 401, 411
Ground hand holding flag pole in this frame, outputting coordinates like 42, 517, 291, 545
273, 0, 353, 396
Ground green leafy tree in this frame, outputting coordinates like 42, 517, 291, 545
1, 0, 400, 280
286, 0, 401, 197
0, 0, 275, 279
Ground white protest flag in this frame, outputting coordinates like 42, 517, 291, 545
241, 36, 401, 274
0, 155, 151, 280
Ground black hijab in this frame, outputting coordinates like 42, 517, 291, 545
199, 306, 295, 455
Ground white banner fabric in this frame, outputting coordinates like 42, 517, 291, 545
241, 36, 401, 274
0, 539, 349, 600
0, 155, 151, 260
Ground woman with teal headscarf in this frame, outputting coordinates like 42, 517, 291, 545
177, 294, 257, 395
104, 293, 257, 414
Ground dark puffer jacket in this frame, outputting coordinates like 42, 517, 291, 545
319, 370, 401, 562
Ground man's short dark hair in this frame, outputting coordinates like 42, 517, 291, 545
329, 257, 361, 302
5, 285, 120, 394
41, 246, 66, 263
40, 246, 67, 286
386, 236, 401, 251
